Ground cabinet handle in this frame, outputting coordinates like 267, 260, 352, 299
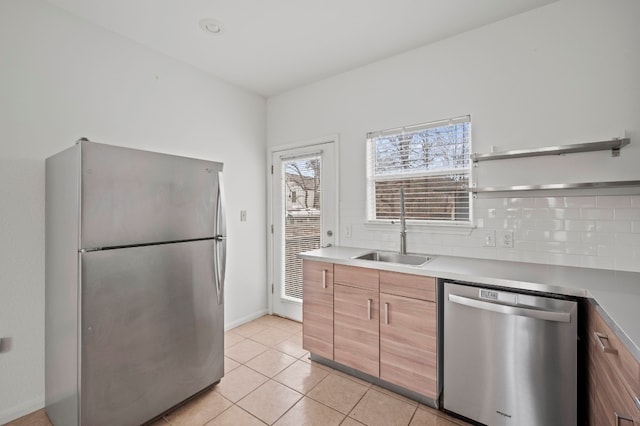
367, 299, 372, 320
384, 302, 389, 325
614, 412, 633, 425
594, 332, 618, 355
321, 270, 327, 289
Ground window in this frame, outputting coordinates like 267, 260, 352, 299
366, 115, 471, 225
283, 155, 321, 300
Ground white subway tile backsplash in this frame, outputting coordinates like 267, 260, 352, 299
582, 232, 615, 244
564, 220, 596, 232
517, 229, 549, 241
534, 219, 564, 231
614, 209, 640, 220
597, 244, 633, 258
615, 233, 640, 246
535, 197, 564, 208
550, 231, 582, 243
615, 257, 640, 271
522, 208, 547, 220
507, 197, 536, 208
581, 256, 615, 270
547, 253, 582, 268
483, 218, 509, 229
349, 194, 640, 272
596, 220, 631, 233
580, 209, 614, 221
514, 240, 537, 251
564, 196, 596, 208
512, 218, 536, 230
519, 251, 549, 264
536, 241, 566, 253
551, 209, 581, 220
565, 243, 597, 256
596, 195, 631, 208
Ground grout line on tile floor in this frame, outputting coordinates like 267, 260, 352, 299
16, 315, 468, 426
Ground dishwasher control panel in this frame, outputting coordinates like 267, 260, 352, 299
479, 288, 517, 305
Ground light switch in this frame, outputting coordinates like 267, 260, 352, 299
483, 231, 496, 247
240, 210, 247, 222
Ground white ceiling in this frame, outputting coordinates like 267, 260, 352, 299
44, 0, 557, 97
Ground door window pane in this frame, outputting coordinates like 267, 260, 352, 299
283, 156, 321, 301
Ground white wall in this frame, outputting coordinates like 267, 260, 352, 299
267, 0, 640, 272
0, 0, 267, 422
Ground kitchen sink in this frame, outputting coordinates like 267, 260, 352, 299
351, 251, 433, 266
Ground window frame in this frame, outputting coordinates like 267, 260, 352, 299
365, 115, 474, 229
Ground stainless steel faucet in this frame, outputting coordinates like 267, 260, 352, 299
399, 187, 407, 255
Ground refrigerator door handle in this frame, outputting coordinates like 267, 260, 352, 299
214, 171, 227, 305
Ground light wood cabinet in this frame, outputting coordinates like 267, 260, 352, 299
380, 292, 437, 398
380, 270, 436, 302
302, 260, 334, 360
304, 260, 439, 401
334, 264, 379, 292
334, 283, 380, 376
587, 302, 640, 425
333, 264, 380, 376
379, 271, 437, 398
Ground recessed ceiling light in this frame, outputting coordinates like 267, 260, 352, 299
199, 18, 224, 35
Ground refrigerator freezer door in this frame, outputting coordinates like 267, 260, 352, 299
80, 240, 223, 426
81, 141, 223, 249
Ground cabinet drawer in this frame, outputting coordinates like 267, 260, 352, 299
379, 271, 435, 302
334, 264, 379, 291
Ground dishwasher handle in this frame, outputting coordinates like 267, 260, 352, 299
448, 294, 571, 323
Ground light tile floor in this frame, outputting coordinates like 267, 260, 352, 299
7, 315, 469, 426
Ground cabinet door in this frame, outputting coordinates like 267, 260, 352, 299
587, 302, 640, 425
380, 293, 437, 398
334, 284, 379, 377
302, 260, 334, 360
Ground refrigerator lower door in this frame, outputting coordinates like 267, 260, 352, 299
80, 240, 223, 426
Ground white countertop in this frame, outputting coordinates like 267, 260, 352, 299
299, 246, 640, 362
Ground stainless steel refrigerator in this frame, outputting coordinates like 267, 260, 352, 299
45, 139, 226, 426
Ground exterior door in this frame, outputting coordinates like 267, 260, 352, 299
271, 141, 336, 321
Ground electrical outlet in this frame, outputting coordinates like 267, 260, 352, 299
344, 225, 352, 238
483, 231, 496, 247
498, 230, 514, 248
240, 210, 247, 222
0, 337, 12, 353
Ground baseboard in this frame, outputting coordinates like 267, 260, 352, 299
0, 312, 269, 424
0, 397, 44, 425
224, 309, 268, 331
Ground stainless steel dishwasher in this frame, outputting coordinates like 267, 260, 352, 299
443, 281, 577, 426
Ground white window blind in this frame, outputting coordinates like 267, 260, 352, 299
282, 155, 321, 301
366, 115, 471, 224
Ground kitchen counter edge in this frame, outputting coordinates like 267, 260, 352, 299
299, 246, 640, 364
